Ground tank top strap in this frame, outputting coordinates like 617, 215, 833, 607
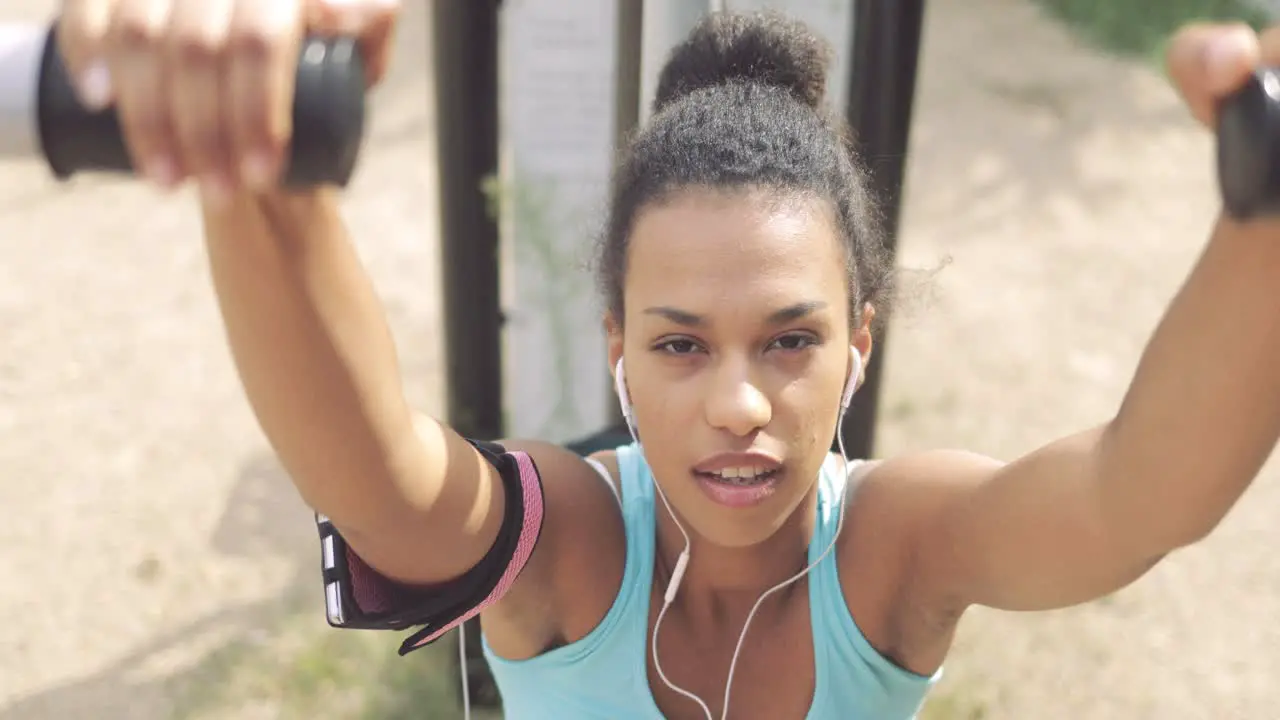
612, 441, 658, 619
615, 442, 656, 510
480, 442, 667, 717
807, 455, 940, 718
812, 453, 852, 539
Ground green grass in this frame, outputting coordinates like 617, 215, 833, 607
1034, 0, 1271, 62
919, 687, 990, 720
168, 609, 497, 720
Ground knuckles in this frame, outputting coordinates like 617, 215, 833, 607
57, 0, 304, 191
113, 15, 166, 52
170, 28, 224, 66
98, 4, 291, 64
227, 27, 282, 64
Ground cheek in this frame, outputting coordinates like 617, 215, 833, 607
776, 382, 842, 486
777, 388, 836, 454
774, 355, 846, 424
627, 365, 700, 436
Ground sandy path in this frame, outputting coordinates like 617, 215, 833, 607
1, 1, 1275, 718
0, 1, 442, 717
883, 1, 1279, 718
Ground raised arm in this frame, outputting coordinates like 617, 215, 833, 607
51, 0, 626, 633
200, 191, 625, 656
877, 23, 1280, 619
201, 190, 509, 584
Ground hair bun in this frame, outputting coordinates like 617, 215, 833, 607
652, 11, 832, 114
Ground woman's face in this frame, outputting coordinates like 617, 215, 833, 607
609, 188, 865, 549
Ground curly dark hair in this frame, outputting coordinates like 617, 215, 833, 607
596, 11, 895, 331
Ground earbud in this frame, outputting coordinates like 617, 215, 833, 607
613, 357, 636, 434
840, 346, 862, 413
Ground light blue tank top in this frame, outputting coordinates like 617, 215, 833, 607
481, 442, 940, 718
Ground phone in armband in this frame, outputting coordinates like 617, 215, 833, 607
316, 512, 360, 628
315, 512, 423, 632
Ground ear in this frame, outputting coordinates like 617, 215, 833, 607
851, 303, 875, 386
605, 312, 624, 381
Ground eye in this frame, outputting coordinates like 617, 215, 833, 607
769, 332, 819, 352
653, 337, 704, 355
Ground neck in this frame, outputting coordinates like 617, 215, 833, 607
653, 490, 821, 612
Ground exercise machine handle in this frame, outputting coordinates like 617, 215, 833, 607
0, 24, 367, 187
1219, 68, 1280, 220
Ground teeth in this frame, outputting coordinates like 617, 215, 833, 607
710, 466, 775, 484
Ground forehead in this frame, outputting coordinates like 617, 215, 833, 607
625, 189, 847, 319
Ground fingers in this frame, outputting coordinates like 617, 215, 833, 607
167, 0, 236, 199
226, 0, 303, 191
58, 0, 117, 109
1166, 22, 1260, 128
58, 0, 398, 198
110, 0, 178, 186
1259, 25, 1280, 68
308, 0, 400, 85
356, 5, 398, 86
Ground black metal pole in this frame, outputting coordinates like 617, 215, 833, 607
432, 0, 504, 709
603, 0, 645, 435
839, 0, 926, 460
616, 0, 645, 148
566, 0, 644, 454
434, 0, 504, 442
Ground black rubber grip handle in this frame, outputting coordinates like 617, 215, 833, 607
1218, 68, 1280, 220
37, 26, 367, 187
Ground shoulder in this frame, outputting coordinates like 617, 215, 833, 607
834, 449, 1005, 672
481, 440, 628, 659
840, 449, 1007, 575
848, 449, 1005, 520
501, 439, 623, 510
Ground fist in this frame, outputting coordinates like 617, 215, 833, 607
1166, 21, 1277, 129
56, 0, 398, 202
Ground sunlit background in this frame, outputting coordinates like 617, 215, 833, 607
1, 1, 1277, 718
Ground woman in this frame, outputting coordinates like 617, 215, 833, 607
56, 0, 1280, 718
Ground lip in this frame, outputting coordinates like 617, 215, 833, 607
694, 467, 784, 508
692, 450, 783, 474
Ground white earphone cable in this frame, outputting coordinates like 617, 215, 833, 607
643, 406, 851, 720
649, 483, 713, 719
462, 354, 859, 719
459, 622, 472, 720
626, 352, 858, 720
718, 421, 850, 719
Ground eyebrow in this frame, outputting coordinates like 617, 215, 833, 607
642, 301, 828, 327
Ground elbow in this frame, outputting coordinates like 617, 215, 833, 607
1166, 511, 1223, 550
1104, 490, 1225, 560
1114, 503, 1224, 562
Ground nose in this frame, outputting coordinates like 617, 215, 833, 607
704, 359, 772, 437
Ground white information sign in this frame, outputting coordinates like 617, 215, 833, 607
499, 0, 619, 443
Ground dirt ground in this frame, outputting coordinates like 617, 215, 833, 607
1, 0, 1276, 719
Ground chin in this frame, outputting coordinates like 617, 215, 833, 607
697, 520, 787, 550
676, 488, 810, 550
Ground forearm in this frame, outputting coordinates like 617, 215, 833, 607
1101, 215, 1280, 552
201, 190, 428, 528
